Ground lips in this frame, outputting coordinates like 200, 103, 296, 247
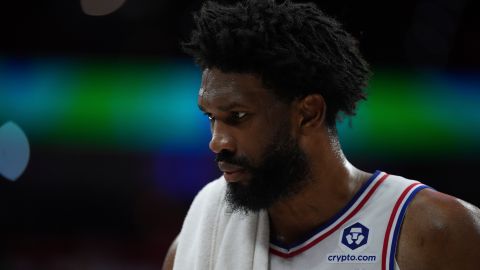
217, 161, 246, 182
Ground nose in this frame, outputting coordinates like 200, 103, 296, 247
209, 122, 236, 154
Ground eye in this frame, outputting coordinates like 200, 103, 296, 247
233, 112, 247, 120
226, 112, 248, 124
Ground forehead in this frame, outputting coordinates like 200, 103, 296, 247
198, 68, 277, 108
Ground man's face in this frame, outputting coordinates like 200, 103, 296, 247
198, 68, 311, 213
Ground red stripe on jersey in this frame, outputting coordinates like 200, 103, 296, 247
381, 182, 421, 270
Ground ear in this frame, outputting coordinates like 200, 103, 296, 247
296, 94, 327, 132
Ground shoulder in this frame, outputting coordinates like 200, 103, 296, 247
397, 188, 480, 270
162, 235, 178, 270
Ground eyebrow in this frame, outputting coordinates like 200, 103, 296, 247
198, 102, 248, 113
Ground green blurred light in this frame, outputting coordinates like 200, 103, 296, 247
338, 70, 480, 158
1, 58, 479, 158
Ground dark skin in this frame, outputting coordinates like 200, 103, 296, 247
162, 68, 480, 270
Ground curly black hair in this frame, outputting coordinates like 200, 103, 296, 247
182, 0, 371, 127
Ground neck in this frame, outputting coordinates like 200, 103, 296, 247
267, 144, 371, 245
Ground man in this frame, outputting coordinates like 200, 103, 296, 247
163, 0, 480, 269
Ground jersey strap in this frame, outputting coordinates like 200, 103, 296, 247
381, 181, 430, 270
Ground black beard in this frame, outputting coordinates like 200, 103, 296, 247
215, 129, 310, 214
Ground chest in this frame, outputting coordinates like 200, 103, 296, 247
269, 173, 427, 270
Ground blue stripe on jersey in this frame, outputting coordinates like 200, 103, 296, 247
389, 184, 430, 270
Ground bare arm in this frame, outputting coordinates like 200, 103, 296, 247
162, 235, 179, 270
397, 188, 480, 270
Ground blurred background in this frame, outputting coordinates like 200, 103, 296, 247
0, 0, 479, 269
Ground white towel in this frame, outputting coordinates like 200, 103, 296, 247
173, 177, 270, 270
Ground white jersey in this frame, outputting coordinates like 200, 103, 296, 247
269, 171, 429, 270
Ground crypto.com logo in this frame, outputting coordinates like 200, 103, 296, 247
341, 222, 370, 251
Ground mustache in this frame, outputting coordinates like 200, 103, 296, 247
215, 150, 250, 167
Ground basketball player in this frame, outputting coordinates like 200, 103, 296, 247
162, 1, 480, 269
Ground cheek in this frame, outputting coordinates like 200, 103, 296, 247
236, 122, 277, 164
